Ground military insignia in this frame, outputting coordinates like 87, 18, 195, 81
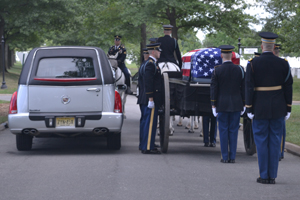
248, 58, 253, 62
149, 60, 153, 63
284, 58, 288, 62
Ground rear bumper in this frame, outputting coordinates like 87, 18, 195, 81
8, 112, 123, 136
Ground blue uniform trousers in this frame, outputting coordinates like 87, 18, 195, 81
119, 63, 131, 87
217, 112, 240, 160
252, 117, 284, 179
139, 104, 158, 151
280, 121, 286, 158
203, 116, 217, 144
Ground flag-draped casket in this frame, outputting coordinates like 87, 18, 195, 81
170, 48, 240, 116
182, 48, 240, 81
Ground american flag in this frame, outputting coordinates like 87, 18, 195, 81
190, 48, 222, 79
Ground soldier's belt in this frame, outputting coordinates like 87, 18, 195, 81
254, 85, 282, 91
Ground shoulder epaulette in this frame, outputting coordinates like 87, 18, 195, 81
214, 65, 221, 69
248, 58, 253, 62
148, 59, 154, 63
284, 58, 288, 62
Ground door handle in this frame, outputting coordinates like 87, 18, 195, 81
86, 88, 100, 92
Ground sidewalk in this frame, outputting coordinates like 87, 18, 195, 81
1, 94, 300, 157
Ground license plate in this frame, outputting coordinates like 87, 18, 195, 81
56, 117, 75, 127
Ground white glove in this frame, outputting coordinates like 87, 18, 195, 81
247, 113, 254, 120
285, 112, 291, 121
212, 107, 218, 117
241, 107, 246, 116
148, 101, 154, 109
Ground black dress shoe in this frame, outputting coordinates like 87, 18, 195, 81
209, 143, 216, 147
228, 159, 235, 163
220, 159, 228, 163
154, 144, 160, 148
204, 143, 209, 147
141, 149, 161, 154
257, 177, 269, 184
269, 178, 276, 184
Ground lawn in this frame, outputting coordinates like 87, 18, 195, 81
286, 105, 300, 146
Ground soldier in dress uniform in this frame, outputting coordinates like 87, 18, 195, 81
273, 44, 286, 161
157, 25, 182, 69
137, 43, 163, 154
108, 35, 133, 94
245, 32, 293, 184
149, 38, 158, 44
254, 52, 261, 57
210, 45, 245, 164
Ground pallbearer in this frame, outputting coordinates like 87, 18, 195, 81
210, 45, 245, 163
138, 43, 163, 154
245, 32, 293, 184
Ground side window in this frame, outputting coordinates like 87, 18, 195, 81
36, 57, 95, 78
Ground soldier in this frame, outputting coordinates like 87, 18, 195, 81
138, 48, 149, 150
108, 35, 132, 94
210, 45, 245, 164
149, 38, 158, 44
273, 43, 286, 161
245, 32, 293, 184
137, 43, 163, 154
157, 25, 182, 69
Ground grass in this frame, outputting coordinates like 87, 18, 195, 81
293, 78, 300, 101
286, 105, 300, 146
0, 100, 9, 124
126, 62, 139, 75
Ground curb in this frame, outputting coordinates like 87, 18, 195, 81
285, 142, 300, 157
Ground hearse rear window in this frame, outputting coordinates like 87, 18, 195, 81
36, 57, 95, 78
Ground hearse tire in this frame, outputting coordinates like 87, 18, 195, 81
107, 133, 121, 150
16, 134, 33, 151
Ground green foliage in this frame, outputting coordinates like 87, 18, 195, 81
259, 0, 300, 56
286, 105, 300, 146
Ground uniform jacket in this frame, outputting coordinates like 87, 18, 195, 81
108, 45, 127, 65
210, 61, 245, 112
245, 52, 293, 119
137, 57, 163, 106
157, 35, 182, 68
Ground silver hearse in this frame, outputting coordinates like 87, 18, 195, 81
8, 46, 123, 151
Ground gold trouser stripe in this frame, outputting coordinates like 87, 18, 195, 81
254, 85, 282, 91
287, 104, 292, 107
147, 107, 155, 150
245, 105, 252, 108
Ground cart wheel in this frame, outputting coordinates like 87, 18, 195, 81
159, 73, 170, 153
243, 117, 256, 155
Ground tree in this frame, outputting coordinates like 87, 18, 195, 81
259, 0, 300, 55
0, 0, 81, 70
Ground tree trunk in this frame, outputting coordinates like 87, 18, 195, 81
169, 7, 178, 40
140, 23, 147, 65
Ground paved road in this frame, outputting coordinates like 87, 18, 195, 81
0, 95, 300, 200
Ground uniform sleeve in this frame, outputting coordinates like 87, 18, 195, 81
144, 62, 155, 99
210, 69, 218, 107
118, 47, 126, 63
108, 46, 113, 55
175, 41, 182, 69
245, 61, 254, 113
283, 62, 293, 112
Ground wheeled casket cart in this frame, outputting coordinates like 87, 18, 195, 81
158, 48, 256, 155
